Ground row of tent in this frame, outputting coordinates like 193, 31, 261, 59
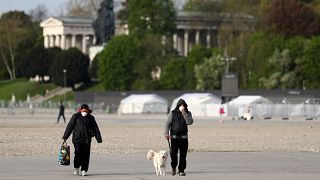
117, 93, 273, 117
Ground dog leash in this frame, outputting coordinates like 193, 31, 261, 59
167, 139, 171, 153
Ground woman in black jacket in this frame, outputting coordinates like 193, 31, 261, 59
62, 104, 102, 176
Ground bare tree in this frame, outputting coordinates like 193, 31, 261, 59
65, 0, 102, 18
29, 4, 48, 22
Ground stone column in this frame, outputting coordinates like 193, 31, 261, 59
44, 35, 49, 48
195, 30, 200, 45
82, 35, 87, 54
206, 30, 211, 49
71, 34, 76, 48
49, 35, 54, 47
173, 33, 177, 50
217, 31, 221, 48
61, 35, 66, 49
55, 35, 60, 47
93, 36, 97, 45
184, 30, 189, 57
177, 32, 182, 56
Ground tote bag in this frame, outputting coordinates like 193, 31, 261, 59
58, 140, 70, 166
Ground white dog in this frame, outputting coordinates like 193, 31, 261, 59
147, 150, 168, 176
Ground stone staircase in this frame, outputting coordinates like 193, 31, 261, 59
30, 87, 72, 103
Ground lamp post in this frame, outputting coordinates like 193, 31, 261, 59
63, 69, 67, 101
221, 47, 237, 73
220, 46, 237, 104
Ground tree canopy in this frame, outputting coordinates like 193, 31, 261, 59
50, 48, 90, 89
98, 35, 141, 90
127, 0, 176, 37
0, 11, 33, 80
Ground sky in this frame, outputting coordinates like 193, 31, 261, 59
0, 0, 186, 16
0, 0, 67, 16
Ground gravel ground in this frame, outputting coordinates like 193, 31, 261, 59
1, 114, 320, 156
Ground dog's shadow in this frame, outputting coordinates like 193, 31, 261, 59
86, 172, 156, 177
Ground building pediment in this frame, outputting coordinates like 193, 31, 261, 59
40, 17, 63, 27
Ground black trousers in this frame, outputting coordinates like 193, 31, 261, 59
57, 113, 66, 123
73, 143, 91, 172
170, 138, 188, 173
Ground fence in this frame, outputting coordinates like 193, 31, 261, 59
1, 97, 320, 119
225, 97, 320, 119
0, 100, 119, 115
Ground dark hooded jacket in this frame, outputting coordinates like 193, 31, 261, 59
165, 99, 193, 136
62, 112, 102, 143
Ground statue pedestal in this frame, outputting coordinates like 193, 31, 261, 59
89, 46, 104, 61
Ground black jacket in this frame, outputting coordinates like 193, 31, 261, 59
164, 99, 193, 136
59, 104, 65, 114
170, 109, 188, 135
62, 112, 102, 143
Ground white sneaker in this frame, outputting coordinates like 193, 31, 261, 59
81, 170, 86, 176
73, 168, 79, 175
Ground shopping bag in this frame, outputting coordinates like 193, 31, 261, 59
58, 140, 70, 166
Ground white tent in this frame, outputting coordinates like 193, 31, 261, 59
118, 94, 168, 114
170, 93, 222, 117
227, 95, 273, 117
229, 96, 272, 105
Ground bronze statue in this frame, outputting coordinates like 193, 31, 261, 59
93, 0, 115, 45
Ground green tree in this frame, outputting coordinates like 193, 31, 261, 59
260, 49, 292, 89
0, 11, 33, 80
127, 0, 176, 37
184, 0, 224, 13
257, 36, 306, 89
194, 54, 225, 90
184, 45, 211, 89
89, 52, 100, 79
0, 65, 9, 80
50, 48, 90, 89
132, 34, 173, 90
98, 35, 141, 90
23, 44, 49, 82
159, 56, 186, 90
303, 36, 320, 88
245, 32, 283, 88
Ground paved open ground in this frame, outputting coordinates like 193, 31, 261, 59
1, 113, 320, 179
1, 152, 320, 180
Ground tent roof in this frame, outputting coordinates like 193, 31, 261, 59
171, 93, 221, 109
120, 94, 168, 104
229, 95, 272, 104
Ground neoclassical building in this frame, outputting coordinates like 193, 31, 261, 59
174, 11, 256, 56
40, 12, 255, 57
40, 17, 96, 54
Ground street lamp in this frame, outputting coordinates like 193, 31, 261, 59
63, 69, 67, 101
221, 47, 236, 73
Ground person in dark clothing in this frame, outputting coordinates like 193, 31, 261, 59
164, 99, 193, 176
57, 101, 66, 123
62, 104, 102, 176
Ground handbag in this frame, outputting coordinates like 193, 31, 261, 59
58, 140, 70, 166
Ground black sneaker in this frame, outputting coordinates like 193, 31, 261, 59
179, 172, 186, 176
171, 169, 176, 176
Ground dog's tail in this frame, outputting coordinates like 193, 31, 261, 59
147, 150, 155, 160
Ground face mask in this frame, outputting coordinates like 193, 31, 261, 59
81, 112, 88, 117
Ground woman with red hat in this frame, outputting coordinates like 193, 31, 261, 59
62, 104, 102, 176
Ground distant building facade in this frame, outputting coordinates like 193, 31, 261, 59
40, 17, 95, 54
174, 11, 256, 56
40, 12, 255, 57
